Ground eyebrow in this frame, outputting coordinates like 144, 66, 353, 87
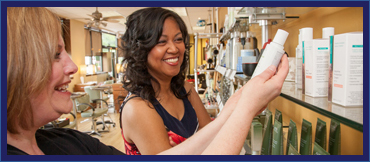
161, 32, 182, 38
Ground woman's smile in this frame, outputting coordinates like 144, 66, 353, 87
163, 57, 179, 66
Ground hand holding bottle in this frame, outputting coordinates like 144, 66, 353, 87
239, 54, 289, 117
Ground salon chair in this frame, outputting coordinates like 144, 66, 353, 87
75, 94, 111, 136
84, 86, 116, 133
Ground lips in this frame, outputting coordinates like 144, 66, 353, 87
163, 57, 180, 66
163, 57, 179, 63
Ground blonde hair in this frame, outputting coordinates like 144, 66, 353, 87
7, 7, 62, 133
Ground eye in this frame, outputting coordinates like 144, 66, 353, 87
175, 38, 184, 42
54, 52, 61, 60
157, 40, 167, 45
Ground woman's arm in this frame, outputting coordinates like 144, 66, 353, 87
159, 54, 289, 155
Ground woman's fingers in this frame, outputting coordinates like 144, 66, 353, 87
269, 54, 289, 86
253, 65, 277, 83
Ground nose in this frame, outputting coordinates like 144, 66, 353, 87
64, 54, 78, 75
167, 41, 179, 54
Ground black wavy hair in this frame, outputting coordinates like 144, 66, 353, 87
121, 7, 191, 105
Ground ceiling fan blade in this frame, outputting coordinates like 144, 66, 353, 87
102, 16, 125, 20
101, 22, 107, 27
103, 19, 120, 23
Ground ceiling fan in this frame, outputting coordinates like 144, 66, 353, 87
85, 7, 124, 28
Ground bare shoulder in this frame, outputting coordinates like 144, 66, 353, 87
184, 81, 195, 94
121, 97, 160, 125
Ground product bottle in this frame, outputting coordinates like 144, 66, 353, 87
251, 29, 289, 78
260, 38, 272, 54
232, 29, 241, 70
301, 27, 313, 94
296, 29, 302, 88
229, 32, 234, 69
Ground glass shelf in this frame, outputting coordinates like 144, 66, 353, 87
233, 74, 363, 132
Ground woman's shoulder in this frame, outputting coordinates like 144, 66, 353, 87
121, 96, 159, 123
183, 81, 195, 94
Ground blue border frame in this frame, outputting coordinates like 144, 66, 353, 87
1, 1, 369, 161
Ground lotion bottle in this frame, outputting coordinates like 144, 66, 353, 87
251, 29, 289, 78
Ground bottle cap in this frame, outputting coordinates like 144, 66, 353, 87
322, 27, 334, 39
272, 29, 289, 46
301, 27, 313, 41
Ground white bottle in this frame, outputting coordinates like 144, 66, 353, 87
296, 29, 303, 89
251, 29, 289, 78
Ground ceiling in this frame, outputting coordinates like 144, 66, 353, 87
47, 7, 215, 35
47, 7, 319, 36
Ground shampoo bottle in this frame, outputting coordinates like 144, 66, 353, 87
251, 29, 289, 78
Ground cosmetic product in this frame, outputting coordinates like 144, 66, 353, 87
274, 109, 282, 125
288, 144, 300, 155
251, 120, 263, 155
229, 33, 234, 69
328, 119, 341, 155
300, 119, 312, 155
296, 29, 303, 89
272, 120, 283, 155
313, 142, 330, 155
286, 119, 298, 155
251, 29, 289, 78
232, 29, 241, 70
304, 38, 329, 97
332, 32, 363, 106
301, 27, 313, 94
237, 49, 255, 72
328, 35, 334, 101
315, 118, 327, 149
261, 109, 273, 155
286, 57, 296, 82
260, 38, 272, 55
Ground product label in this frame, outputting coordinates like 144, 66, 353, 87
333, 34, 363, 106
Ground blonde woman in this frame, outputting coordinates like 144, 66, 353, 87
7, 7, 125, 155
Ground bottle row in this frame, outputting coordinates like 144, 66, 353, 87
295, 27, 363, 107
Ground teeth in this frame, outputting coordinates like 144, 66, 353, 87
164, 58, 179, 63
55, 84, 69, 91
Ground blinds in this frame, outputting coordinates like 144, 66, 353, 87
85, 29, 102, 56
116, 38, 125, 57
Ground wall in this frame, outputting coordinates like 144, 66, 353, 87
68, 20, 86, 92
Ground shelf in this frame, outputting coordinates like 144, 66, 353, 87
232, 74, 363, 132
279, 82, 363, 132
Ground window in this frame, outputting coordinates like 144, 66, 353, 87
102, 33, 117, 48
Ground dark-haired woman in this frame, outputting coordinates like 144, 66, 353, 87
120, 7, 211, 155
120, 7, 289, 155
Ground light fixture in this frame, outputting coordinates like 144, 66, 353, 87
79, 64, 87, 84
79, 65, 87, 76
87, 64, 96, 74
196, 19, 206, 27
116, 64, 122, 73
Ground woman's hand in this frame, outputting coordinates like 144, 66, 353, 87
239, 54, 289, 116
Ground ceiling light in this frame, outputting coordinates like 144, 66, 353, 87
196, 20, 206, 27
